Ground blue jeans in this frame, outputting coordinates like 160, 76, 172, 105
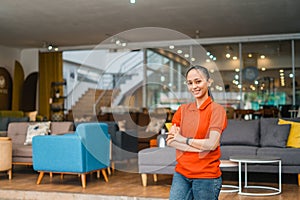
169, 172, 222, 200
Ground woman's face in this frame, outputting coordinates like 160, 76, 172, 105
186, 68, 210, 99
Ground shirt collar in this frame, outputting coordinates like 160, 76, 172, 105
199, 97, 213, 110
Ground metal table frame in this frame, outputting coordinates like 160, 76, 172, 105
230, 156, 281, 196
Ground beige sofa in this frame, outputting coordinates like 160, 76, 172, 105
7, 121, 74, 165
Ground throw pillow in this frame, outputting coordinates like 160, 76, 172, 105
145, 117, 165, 133
118, 120, 126, 132
260, 124, 291, 148
24, 111, 38, 122
278, 119, 300, 148
24, 122, 51, 145
221, 119, 260, 146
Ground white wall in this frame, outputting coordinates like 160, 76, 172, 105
20, 49, 39, 77
0, 46, 39, 78
0, 45, 21, 76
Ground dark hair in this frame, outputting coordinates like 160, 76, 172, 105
185, 65, 210, 80
185, 65, 213, 99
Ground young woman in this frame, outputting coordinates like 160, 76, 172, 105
166, 65, 227, 200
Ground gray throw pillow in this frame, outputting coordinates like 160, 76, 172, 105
260, 124, 291, 148
221, 119, 260, 146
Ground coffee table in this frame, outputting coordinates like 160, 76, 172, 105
230, 155, 281, 196
220, 160, 239, 193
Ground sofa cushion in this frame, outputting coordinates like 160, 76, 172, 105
51, 122, 74, 135
260, 123, 291, 148
12, 145, 32, 157
220, 146, 258, 160
257, 147, 300, 166
221, 119, 260, 146
278, 119, 300, 148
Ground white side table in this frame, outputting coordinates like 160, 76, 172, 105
220, 160, 239, 193
230, 155, 281, 196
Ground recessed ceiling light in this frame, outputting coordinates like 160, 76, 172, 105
232, 56, 237, 60
248, 53, 253, 58
169, 45, 175, 49
261, 67, 266, 71
260, 55, 265, 59
177, 49, 183, 54
130, 0, 136, 4
225, 53, 231, 58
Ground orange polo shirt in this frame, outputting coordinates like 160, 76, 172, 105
172, 97, 227, 178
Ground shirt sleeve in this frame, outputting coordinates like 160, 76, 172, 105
171, 105, 182, 127
209, 103, 227, 134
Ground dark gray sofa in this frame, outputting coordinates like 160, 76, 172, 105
220, 118, 300, 185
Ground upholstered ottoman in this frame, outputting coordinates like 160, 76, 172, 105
138, 147, 176, 186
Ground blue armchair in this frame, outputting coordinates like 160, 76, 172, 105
32, 122, 110, 188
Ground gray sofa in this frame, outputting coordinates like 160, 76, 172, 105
220, 118, 300, 185
7, 121, 74, 165
138, 118, 300, 186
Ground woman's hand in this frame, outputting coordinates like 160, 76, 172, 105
166, 124, 185, 144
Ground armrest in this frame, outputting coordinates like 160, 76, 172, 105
32, 134, 84, 172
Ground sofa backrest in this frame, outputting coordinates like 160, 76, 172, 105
221, 119, 260, 146
7, 122, 74, 146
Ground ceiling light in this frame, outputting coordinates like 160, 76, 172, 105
232, 56, 237, 60
177, 49, 183, 54
279, 69, 284, 73
48, 45, 53, 51
54, 47, 59, 51
235, 68, 240, 72
169, 45, 175, 49
248, 53, 253, 58
260, 55, 265, 59
191, 57, 196, 62
206, 52, 211, 56
261, 67, 266, 71
212, 57, 217, 61
184, 54, 189, 58
130, 0, 136, 4
206, 59, 211, 63
225, 53, 231, 58
289, 73, 294, 78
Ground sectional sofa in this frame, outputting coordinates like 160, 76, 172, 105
220, 117, 300, 186
138, 118, 300, 186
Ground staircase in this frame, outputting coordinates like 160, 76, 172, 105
68, 88, 114, 122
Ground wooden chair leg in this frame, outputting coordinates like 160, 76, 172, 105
298, 174, 300, 186
97, 170, 100, 178
153, 174, 157, 182
111, 161, 115, 173
8, 169, 12, 180
101, 169, 109, 182
36, 172, 45, 184
107, 167, 111, 175
141, 173, 147, 187
81, 174, 86, 188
